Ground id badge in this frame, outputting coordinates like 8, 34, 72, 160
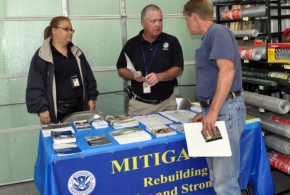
143, 82, 151, 93
70, 75, 80, 88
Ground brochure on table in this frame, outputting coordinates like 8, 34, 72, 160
184, 121, 232, 157
41, 123, 75, 137
159, 110, 197, 123
106, 115, 139, 129
133, 114, 173, 128
146, 125, 177, 137
109, 126, 152, 144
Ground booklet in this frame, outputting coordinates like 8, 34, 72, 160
169, 124, 185, 133
74, 120, 91, 131
147, 125, 177, 137
41, 123, 74, 137
51, 130, 76, 144
109, 126, 151, 144
159, 110, 196, 123
133, 114, 173, 128
52, 143, 81, 156
85, 135, 112, 146
106, 115, 139, 129
91, 118, 109, 129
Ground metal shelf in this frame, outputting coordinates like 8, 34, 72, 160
214, 0, 290, 95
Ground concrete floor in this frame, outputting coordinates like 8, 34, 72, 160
0, 169, 289, 195
0, 180, 39, 195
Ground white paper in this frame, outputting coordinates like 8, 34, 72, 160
109, 127, 151, 144
124, 52, 137, 74
184, 121, 232, 157
133, 114, 173, 128
124, 52, 145, 80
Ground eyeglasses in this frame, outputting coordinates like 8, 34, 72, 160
55, 27, 75, 33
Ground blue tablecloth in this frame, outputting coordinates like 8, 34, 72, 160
239, 121, 275, 194
34, 119, 274, 195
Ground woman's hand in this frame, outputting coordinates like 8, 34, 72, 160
39, 110, 51, 125
134, 71, 146, 82
88, 100, 96, 110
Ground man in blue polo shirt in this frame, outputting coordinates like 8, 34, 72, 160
183, 0, 246, 195
116, 4, 184, 116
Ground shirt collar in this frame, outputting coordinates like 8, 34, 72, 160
138, 29, 163, 44
50, 40, 73, 54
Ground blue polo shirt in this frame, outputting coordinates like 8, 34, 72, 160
195, 24, 242, 101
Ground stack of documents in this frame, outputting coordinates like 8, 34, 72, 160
159, 110, 197, 123
147, 125, 177, 137
133, 114, 173, 128
106, 115, 139, 129
109, 127, 151, 144
41, 123, 74, 137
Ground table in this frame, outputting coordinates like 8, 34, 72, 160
34, 117, 274, 195
239, 120, 275, 195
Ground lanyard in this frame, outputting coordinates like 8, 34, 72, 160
141, 42, 159, 75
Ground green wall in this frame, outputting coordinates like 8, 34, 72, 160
0, 0, 201, 184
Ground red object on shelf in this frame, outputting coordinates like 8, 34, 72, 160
283, 28, 290, 36
269, 155, 290, 174
269, 150, 290, 163
269, 115, 290, 126
253, 41, 265, 46
222, 9, 242, 20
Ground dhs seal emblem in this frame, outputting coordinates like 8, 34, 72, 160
68, 170, 96, 195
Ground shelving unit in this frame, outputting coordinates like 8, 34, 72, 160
214, 0, 290, 98
213, 1, 290, 194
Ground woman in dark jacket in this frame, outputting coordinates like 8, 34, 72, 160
26, 16, 99, 124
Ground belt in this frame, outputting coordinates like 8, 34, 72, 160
132, 93, 167, 105
199, 91, 241, 108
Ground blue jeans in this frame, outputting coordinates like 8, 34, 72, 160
203, 95, 246, 195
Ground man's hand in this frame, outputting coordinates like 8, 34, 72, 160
201, 111, 218, 138
134, 71, 146, 82
191, 112, 203, 122
39, 110, 51, 125
145, 72, 160, 86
